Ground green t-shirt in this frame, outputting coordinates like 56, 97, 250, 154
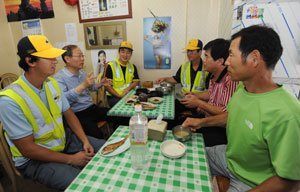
226, 83, 300, 187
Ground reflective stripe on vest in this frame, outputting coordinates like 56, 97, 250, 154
0, 77, 66, 157
181, 62, 207, 93
108, 60, 134, 95
182, 62, 190, 89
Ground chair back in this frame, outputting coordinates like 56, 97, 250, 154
0, 123, 21, 192
0, 73, 19, 90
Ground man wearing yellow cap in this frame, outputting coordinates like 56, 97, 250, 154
154, 39, 210, 118
0, 35, 105, 190
104, 41, 140, 107
155, 39, 209, 92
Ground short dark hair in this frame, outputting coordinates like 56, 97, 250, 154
118, 47, 132, 54
18, 55, 39, 71
61, 45, 78, 63
231, 25, 283, 69
204, 38, 230, 65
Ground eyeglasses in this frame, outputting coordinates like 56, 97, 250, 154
72, 55, 85, 58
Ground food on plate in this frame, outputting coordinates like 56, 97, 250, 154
125, 98, 136, 104
132, 102, 156, 110
149, 97, 164, 104
127, 95, 138, 100
140, 102, 156, 110
101, 135, 129, 155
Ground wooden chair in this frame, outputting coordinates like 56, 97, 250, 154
0, 124, 57, 192
0, 124, 22, 192
92, 91, 114, 140
215, 176, 230, 192
0, 73, 19, 90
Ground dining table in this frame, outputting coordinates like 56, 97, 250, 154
65, 125, 213, 192
107, 89, 175, 120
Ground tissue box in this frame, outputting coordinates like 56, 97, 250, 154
148, 119, 167, 141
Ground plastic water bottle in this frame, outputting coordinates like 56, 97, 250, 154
129, 104, 149, 170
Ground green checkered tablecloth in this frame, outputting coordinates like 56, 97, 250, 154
107, 90, 175, 119
65, 126, 213, 192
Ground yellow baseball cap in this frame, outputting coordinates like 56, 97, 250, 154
184, 39, 203, 50
119, 41, 133, 51
17, 35, 66, 58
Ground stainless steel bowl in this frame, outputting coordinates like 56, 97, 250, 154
160, 82, 173, 90
172, 125, 191, 142
155, 87, 171, 95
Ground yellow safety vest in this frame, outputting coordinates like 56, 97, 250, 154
180, 61, 209, 93
0, 77, 66, 157
107, 59, 135, 95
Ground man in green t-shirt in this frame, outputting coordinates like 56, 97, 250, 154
183, 25, 300, 191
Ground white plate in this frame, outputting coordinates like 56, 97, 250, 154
160, 140, 186, 159
149, 97, 164, 104
100, 137, 130, 157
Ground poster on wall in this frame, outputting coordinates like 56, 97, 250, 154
5, 0, 54, 22
21, 19, 43, 36
78, 0, 132, 23
232, 0, 300, 97
90, 49, 117, 79
143, 17, 172, 69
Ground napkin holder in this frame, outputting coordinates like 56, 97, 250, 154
148, 119, 167, 141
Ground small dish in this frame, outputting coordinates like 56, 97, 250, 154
161, 140, 186, 159
127, 95, 138, 100
172, 125, 191, 142
149, 97, 164, 104
148, 91, 164, 98
100, 137, 130, 157
125, 98, 137, 104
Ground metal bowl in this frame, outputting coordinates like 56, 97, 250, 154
135, 88, 149, 95
148, 90, 164, 98
172, 125, 191, 142
160, 82, 173, 90
155, 87, 171, 95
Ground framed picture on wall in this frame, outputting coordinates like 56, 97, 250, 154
78, 0, 132, 23
83, 21, 126, 50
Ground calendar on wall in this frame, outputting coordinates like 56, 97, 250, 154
78, 0, 132, 23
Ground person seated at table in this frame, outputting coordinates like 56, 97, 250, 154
54, 45, 112, 139
180, 38, 238, 146
104, 41, 140, 107
183, 25, 300, 191
154, 39, 210, 117
0, 35, 105, 191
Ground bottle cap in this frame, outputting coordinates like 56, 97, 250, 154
135, 104, 142, 112
156, 114, 163, 124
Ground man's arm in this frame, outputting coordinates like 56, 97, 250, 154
196, 99, 224, 115
182, 112, 228, 131
154, 77, 177, 84
104, 85, 122, 98
12, 134, 93, 167
74, 72, 97, 94
248, 175, 300, 192
121, 80, 139, 97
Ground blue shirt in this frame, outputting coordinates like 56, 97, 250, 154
0, 73, 70, 166
54, 67, 98, 112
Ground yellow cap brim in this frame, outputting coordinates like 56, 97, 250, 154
31, 48, 66, 58
184, 45, 200, 50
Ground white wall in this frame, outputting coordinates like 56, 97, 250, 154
0, 0, 233, 82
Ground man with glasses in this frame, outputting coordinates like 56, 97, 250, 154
54, 45, 112, 139
104, 41, 140, 107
